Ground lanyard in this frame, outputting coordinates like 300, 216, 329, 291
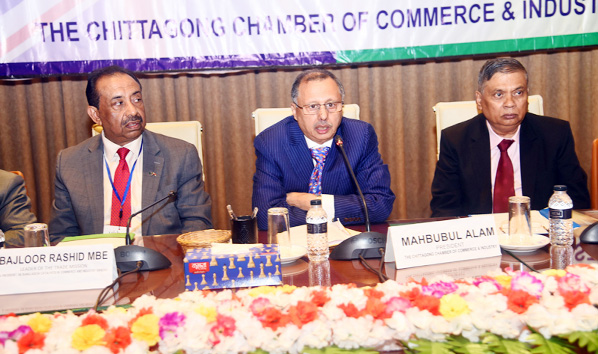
104, 140, 144, 213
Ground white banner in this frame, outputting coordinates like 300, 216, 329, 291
1, 0, 597, 76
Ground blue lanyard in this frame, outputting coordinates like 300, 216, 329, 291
104, 140, 143, 213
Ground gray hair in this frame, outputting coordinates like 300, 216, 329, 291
291, 68, 345, 104
478, 58, 528, 92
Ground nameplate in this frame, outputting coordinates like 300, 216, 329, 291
384, 215, 501, 269
0, 244, 117, 295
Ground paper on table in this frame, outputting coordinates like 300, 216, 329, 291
493, 211, 549, 235
57, 233, 128, 248
288, 221, 360, 249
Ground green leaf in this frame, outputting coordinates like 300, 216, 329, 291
482, 334, 531, 354
302, 346, 379, 354
527, 333, 575, 354
406, 339, 454, 354
445, 336, 492, 354
561, 331, 598, 353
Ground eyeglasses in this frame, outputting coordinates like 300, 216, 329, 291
294, 102, 343, 114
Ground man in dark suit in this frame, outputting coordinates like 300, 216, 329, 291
252, 69, 395, 230
431, 58, 590, 217
50, 66, 212, 239
0, 169, 36, 247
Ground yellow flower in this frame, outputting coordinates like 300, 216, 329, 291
247, 285, 297, 297
439, 294, 470, 319
27, 313, 52, 333
131, 314, 160, 346
71, 324, 106, 350
105, 306, 128, 315
494, 275, 512, 289
195, 305, 217, 323
280, 284, 297, 293
543, 269, 566, 277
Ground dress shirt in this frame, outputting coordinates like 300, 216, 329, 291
487, 121, 523, 201
305, 137, 335, 221
101, 133, 143, 236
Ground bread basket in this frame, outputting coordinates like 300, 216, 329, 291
177, 229, 231, 253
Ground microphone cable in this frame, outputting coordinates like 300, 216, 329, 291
358, 248, 389, 282
94, 261, 143, 312
502, 248, 540, 273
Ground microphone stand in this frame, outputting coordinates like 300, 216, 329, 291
114, 191, 177, 272
329, 135, 387, 260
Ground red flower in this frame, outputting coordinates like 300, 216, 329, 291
104, 326, 131, 354
560, 290, 591, 311
82, 314, 109, 330
289, 301, 318, 328
338, 303, 361, 318
505, 289, 538, 314
260, 307, 290, 331
413, 295, 440, 316
363, 288, 384, 300
17, 331, 45, 354
209, 314, 237, 346
400, 287, 421, 303
365, 297, 391, 320
311, 290, 330, 307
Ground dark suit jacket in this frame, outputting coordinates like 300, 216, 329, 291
49, 130, 212, 239
431, 113, 590, 217
0, 169, 37, 246
252, 116, 395, 230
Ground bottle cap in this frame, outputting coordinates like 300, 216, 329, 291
553, 185, 567, 191
310, 199, 322, 206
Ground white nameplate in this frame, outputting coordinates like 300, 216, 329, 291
385, 215, 501, 269
0, 244, 117, 295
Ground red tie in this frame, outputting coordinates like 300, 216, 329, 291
110, 147, 131, 226
493, 139, 515, 213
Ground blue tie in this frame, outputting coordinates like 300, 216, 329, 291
309, 146, 330, 195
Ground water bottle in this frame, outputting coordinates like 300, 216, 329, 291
548, 185, 573, 246
306, 199, 329, 261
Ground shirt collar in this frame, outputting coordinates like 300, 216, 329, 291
486, 121, 521, 150
101, 132, 143, 161
305, 136, 333, 149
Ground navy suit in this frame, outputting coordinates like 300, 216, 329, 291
431, 113, 590, 217
50, 130, 212, 239
252, 116, 395, 230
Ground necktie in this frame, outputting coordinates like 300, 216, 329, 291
308, 146, 330, 195
110, 147, 131, 226
493, 139, 515, 213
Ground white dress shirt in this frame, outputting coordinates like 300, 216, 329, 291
305, 137, 335, 221
101, 133, 144, 236
487, 121, 523, 202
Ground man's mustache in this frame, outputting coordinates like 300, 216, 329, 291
122, 115, 143, 126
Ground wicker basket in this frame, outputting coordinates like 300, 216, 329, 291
177, 229, 231, 253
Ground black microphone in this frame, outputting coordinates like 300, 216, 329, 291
329, 135, 387, 260
114, 191, 177, 272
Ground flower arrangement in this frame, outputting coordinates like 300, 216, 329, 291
1, 263, 598, 354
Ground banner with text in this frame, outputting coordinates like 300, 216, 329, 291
2, 0, 597, 77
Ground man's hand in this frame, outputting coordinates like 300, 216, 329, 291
286, 192, 317, 211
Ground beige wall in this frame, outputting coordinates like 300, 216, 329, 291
1, 48, 597, 230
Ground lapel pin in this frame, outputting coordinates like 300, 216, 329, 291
149, 172, 157, 176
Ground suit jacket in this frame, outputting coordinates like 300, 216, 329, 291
252, 116, 395, 230
49, 130, 212, 239
431, 113, 590, 217
0, 169, 37, 247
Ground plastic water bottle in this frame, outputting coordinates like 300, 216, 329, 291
548, 185, 573, 246
306, 199, 329, 261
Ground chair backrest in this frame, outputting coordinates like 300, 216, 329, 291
592, 139, 598, 209
252, 103, 361, 136
92, 121, 205, 179
433, 95, 544, 159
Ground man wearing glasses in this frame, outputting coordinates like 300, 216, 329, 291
252, 68, 395, 230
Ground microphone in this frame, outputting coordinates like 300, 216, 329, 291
114, 191, 177, 272
329, 135, 387, 260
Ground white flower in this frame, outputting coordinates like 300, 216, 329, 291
570, 304, 598, 332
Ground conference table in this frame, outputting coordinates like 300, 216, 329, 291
113, 215, 598, 306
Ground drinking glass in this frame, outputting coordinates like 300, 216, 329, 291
267, 207, 291, 249
23, 223, 50, 247
508, 196, 532, 245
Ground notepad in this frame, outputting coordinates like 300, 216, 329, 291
57, 233, 130, 248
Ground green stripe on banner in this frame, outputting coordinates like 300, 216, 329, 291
336, 33, 598, 63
